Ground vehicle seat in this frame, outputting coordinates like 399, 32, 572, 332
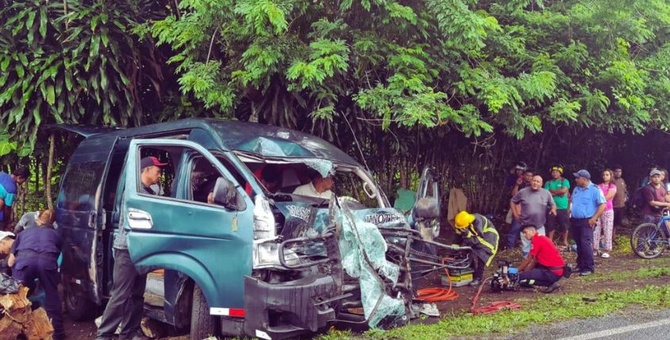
279, 168, 301, 193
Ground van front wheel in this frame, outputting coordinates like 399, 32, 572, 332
190, 284, 218, 339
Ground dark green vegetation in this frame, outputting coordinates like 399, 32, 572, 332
1, 0, 669, 214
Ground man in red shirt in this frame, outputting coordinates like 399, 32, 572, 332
517, 224, 565, 293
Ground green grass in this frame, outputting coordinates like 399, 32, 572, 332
579, 265, 670, 282
613, 234, 633, 255
316, 284, 670, 339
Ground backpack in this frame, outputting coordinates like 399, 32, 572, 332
631, 184, 652, 210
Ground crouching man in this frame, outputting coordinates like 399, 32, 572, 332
453, 211, 499, 286
518, 224, 566, 293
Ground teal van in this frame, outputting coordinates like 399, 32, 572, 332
54, 119, 464, 339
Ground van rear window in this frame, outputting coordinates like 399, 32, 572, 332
58, 161, 105, 211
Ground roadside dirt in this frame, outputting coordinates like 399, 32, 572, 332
61, 225, 666, 339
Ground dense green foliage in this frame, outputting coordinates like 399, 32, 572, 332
150, 0, 670, 135
1, 0, 669, 214
0, 0, 173, 157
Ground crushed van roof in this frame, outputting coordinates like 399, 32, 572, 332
46, 118, 361, 166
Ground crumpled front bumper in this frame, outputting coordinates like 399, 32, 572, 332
243, 274, 339, 340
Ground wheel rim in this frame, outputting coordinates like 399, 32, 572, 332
65, 285, 79, 309
633, 226, 664, 256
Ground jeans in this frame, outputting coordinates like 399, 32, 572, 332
571, 218, 594, 272
642, 214, 660, 224
507, 218, 521, 249
13, 257, 64, 339
519, 267, 561, 287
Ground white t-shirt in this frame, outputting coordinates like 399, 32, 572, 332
293, 182, 333, 199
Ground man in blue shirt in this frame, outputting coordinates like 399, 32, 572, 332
570, 169, 606, 276
0, 166, 30, 230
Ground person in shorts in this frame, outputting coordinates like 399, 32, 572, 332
544, 165, 570, 250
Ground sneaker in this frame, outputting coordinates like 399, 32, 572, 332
542, 281, 561, 294
419, 303, 440, 317
601, 252, 610, 258
579, 270, 593, 276
469, 279, 482, 287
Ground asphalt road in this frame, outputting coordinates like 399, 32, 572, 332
488, 307, 670, 340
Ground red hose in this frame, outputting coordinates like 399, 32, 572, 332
415, 259, 522, 314
469, 278, 522, 314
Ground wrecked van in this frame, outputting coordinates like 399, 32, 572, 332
53, 119, 471, 339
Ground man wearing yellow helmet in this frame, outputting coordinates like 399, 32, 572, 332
454, 211, 499, 286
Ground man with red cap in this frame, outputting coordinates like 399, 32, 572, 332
96, 156, 166, 340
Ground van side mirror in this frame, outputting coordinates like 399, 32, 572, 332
213, 177, 246, 211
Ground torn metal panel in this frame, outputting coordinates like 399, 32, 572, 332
334, 201, 406, 328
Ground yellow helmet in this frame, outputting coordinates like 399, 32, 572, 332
454, 211, 475, 229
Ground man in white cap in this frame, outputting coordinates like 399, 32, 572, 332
570, 169, 606, 276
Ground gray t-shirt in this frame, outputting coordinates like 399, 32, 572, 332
14, 211, 39, 234
114, 184, 157, 250
512, 187, 556, 227
14, 211, 59, 234
112, 197, 128, 250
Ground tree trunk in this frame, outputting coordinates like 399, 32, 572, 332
46, 132, 55, 210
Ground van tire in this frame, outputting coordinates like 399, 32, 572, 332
64, 283, 98, 321
190, 284, 218, 339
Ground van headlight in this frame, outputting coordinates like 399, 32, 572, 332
251, 196, 299, 269
253, 195, 275, 240
253, 240, 300, 269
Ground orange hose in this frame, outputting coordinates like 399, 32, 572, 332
416, 258, 459, 302
415, 258, 522, 314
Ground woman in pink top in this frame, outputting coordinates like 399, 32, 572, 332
594, 169, 617, 258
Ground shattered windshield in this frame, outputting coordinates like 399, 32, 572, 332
240, 158, 385, 208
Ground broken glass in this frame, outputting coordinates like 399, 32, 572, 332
302, 159, 334, 178
335, 202, 406, 328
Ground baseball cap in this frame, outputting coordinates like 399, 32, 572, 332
573, 169, 591, 180
141, 156, 167, 170
514, 162, 527, 171
650, 169, 663, 177
0, 231, 15, 240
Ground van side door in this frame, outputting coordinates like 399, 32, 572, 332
122, 139, 254, 311
58, 134, 119, 316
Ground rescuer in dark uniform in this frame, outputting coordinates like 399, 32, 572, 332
453, 211, 499, 286
8, 209, 63, 340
